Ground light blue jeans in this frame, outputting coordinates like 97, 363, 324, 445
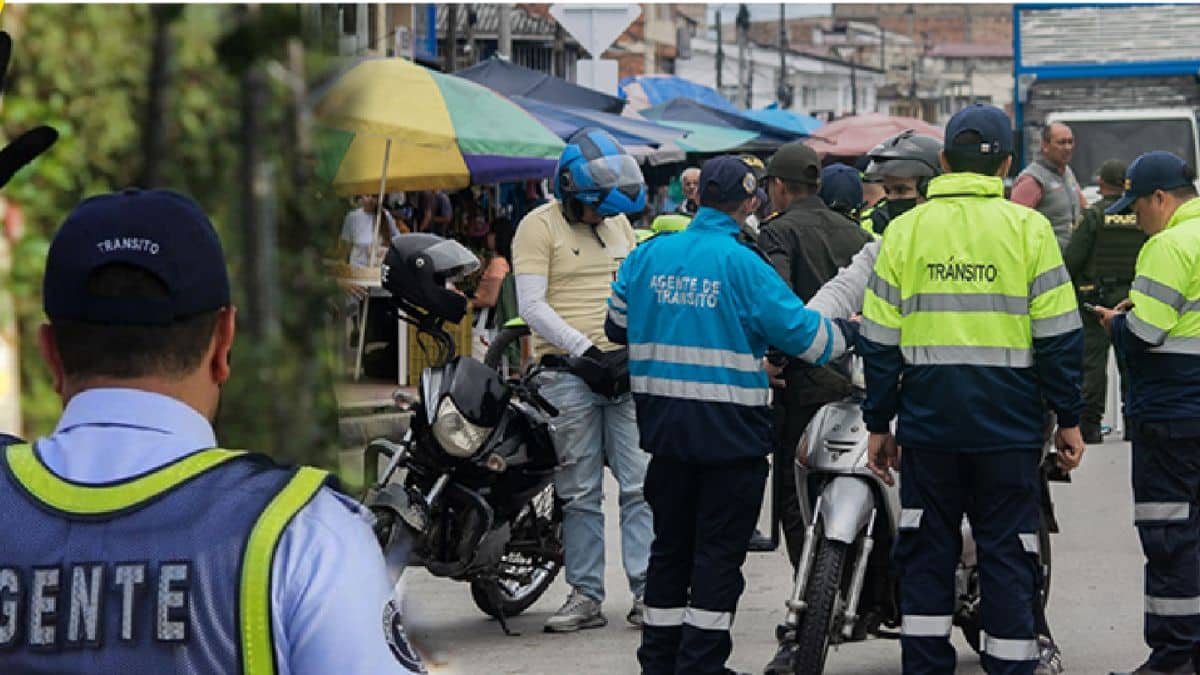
539, 371, 653, 603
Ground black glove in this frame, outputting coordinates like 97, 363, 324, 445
568, 346, 630, 399
832, 317, 860, 352
0, 32, 57, 189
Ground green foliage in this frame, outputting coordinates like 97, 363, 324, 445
3, 5, 347, 471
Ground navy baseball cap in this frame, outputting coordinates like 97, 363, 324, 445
945, 103, 1013, 155
44, 188, 231, 325
818, 163, 864, 210
700, 155, 759, 205
1107, 151, 1194, 214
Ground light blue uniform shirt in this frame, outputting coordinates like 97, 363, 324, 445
32, 388, 423, 675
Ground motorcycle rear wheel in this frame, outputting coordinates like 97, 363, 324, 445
792, 539, 850, 675
470, 484, 562, 619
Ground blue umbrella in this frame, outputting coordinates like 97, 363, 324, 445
513, 96, 685, 148
743, 104, 824, 135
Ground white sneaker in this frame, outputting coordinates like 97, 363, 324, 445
544, 588, 607, 633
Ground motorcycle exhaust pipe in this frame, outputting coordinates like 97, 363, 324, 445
785, 495, 823, 625
842, 509, 877, 639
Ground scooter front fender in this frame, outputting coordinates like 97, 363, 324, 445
818, 476, 876, 544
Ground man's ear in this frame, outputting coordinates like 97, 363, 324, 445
37, 323, 65, 396
939, 150, 952, 173
210, 306, 237, 385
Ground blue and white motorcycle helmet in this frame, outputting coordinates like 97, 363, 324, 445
554, 127, 646, 218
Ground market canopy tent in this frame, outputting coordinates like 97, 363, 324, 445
456, 57, 626, 113
513, 96, 684, 148
743, 104, 824, 135
619, 74, 738, 113
640, 97, 805, 148
804, 112, 944, 159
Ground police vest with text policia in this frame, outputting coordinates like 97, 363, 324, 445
0, 438, 329, 674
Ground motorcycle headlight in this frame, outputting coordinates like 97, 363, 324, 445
431, 396, 491, 458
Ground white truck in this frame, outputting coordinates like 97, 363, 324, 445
1014, 3, 1200, 200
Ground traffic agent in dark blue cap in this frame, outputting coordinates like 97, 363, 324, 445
700, 155, 760, 204
945, 103, 1013, 156
1107, 150, 1196, 215
43, 189, 231, 325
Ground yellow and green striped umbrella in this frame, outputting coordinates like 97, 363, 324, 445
315, 58, 565, 195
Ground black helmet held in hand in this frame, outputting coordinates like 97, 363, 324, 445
381, 233, 480, 324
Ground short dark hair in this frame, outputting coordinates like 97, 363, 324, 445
51, 263, 220, 379
701, 196, 747, 213
779, 177, 816, 198
945, 130, 1009, 176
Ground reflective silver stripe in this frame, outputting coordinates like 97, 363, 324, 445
1126, 312, 1168, 345
861, 317, 901, 346
1135, 502, 1191, 522
1019, 533, 1039, 555
902, 293, 1028, 316
902, 345, 1033, 367
628, 343, 760, 372
1029, 266, 1071, 299
798, 318, 832, 363
607, 308, 627, 328
899, 508, 923, 529
1146, 595, 1200, 616
981, 632, 1039, 661
630, 375, 770, 406
642, 606, 685, 627
609, 295, 627, 312
1031, 309, 1082, 338
1134, 275, 1186, 311
868, 271, 901, 308
901, 614, 952, 637
1183, 299, 1200, 314
1150, 336, 1200, 356
683, 607, 732, 631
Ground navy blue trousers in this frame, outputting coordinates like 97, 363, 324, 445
1131, 421, 1200, 671
895, 448, 1042, 675
637, 454, 767, 675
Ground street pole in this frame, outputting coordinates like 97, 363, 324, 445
716, 10, 724, 92
498, 4, 512, 59
736, 4, 749, 109
445, 4, 458, 72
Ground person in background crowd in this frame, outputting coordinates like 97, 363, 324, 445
1011, 122, 1088, 251
1064, 159, 1145, 444
677, 166, 701, 216
339, 193, 400, 268
857, 149, 890, 235
818, 162, 868, 225
469, 219, 513, 362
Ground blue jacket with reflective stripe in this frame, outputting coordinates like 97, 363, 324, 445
606, 206, 845, 463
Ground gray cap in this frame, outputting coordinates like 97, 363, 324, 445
766, 141, 820, 185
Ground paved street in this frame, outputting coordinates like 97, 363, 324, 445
401, 437, 1147, 674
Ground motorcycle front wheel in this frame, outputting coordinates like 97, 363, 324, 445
470, 483, 563, 619
793, 538, 850, 675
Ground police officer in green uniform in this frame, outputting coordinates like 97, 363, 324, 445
1064, 159, 1147, 443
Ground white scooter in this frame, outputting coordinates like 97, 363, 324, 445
765, 357, 1055, 674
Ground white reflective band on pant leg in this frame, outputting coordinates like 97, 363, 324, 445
683, 607, 733, 631
981, 632, 1040, 661
1134, 502, 1191, 523
642, 606, 686, 627
901, 614, 953, 637
899, 509, 923, 529
1145, 595, 1200, 616
1019, 533, 1039, 555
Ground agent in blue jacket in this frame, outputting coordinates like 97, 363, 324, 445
606, 155, 857, 675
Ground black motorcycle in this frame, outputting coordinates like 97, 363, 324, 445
364, 234, 565, 633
